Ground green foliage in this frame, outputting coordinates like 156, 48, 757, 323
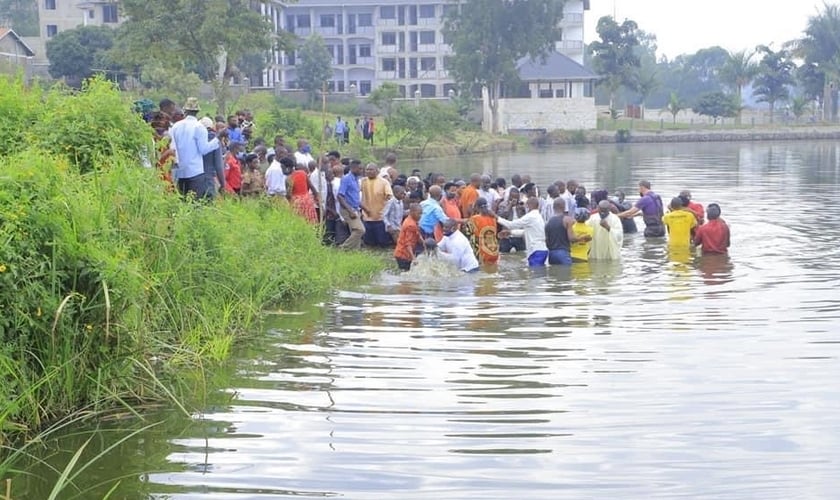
296, 34, 334, 106
113, 0, 278, 113
139, 63, 204, 103
28, 77, 151, 174
753, 45, 796, 123
796, 3, 840, 120
0, 74, 42, 157
442, 0, 565, 133
0, 0, 38, 36
692, 91, 739, 124
590, 16, 642, 108
46, 26, 119, 86
390, 101, 472, 152
0, 75, 383, 439
369, 82, 401, 146
664, 92, 686, 124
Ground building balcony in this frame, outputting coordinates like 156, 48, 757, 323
355, 56, 375, 66
347, 26, 374, 36
377, 45, 398, 54
376, 70, 397, 80
417, 44, 437, 53
560, 13, 584, 24
315, 26, 338, 36
557, 40, 584, 51
417, 17, 439, 26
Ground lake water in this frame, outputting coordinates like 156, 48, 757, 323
14, 142, 840, 499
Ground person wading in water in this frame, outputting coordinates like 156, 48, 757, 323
617, 180, 665, 238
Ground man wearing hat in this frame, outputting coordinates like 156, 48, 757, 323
169, 97, 220, 198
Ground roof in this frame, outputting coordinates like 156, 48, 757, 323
0, 28, 35, 57
516, 51, 598, 81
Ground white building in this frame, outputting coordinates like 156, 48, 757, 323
266, 0, 591, 97
26, 0, 123, 68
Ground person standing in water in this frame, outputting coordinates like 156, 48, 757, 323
618, 180, 665, 237
496, 196, 549, 267
438, 220, 480, 273
570, 208, 594, 262
693, 203, 730, 255
588, 200, 624, 260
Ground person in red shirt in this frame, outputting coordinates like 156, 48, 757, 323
224, 142, 244, 195
459, 174, 481, 218
394, 203, 423, 271
693, 203, 730, 255
680, 190, 705, 225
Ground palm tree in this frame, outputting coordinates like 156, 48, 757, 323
720, 49, 758, 125
753, 45, 795, 124
662, 92, 686, 125
632, 66, 659, 120
794, 3, 840, 122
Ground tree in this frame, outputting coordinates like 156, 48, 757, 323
0, 0, 38, 36
790, 95, 811, 122
663, 92, 686, 124
369, 82, 400, 147
296, 34, 333, 107
692, 91, 739, 124
753, 45, 795, 123
631, 66, 659, 119
113, 0, 285, 115
442, 0, 565, 134
794, 3, 840, 121
720, 49, 758, 125
46, 26, 118, 87
589, 16, 641, 111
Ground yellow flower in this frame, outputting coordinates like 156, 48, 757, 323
85, 324, 93, 331
0, 264, 6, 273
36, 307, 41, 317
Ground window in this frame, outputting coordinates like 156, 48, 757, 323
44, 0, 55, 10
381, 58, 396, 71
102, 4, 118, 23
419, 31, 435, 44
320, 14, 335, 27
539, 89, 553, 98
443, 56, 453, 70
46, 24, 57, 37
420, 57, 436, 71
360, 81, 372, 95
359, 45, 371, 57
381, 32, 396, 45
358, 13, 372, 26
419, 5, 435, 18
380, 6, 395, 19
297, 14, 311, 27
88, 9, 94, 19
337, 81, 345, 92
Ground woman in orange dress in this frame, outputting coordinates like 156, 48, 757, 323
466, 198, 500, 264
287, 163, 320, 223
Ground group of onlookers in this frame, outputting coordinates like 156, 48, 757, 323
146, 97, 730, 272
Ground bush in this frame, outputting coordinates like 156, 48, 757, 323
0, 75, 383, 438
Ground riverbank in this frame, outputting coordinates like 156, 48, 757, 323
543, 126, 840, 145
0, 77, 384, 448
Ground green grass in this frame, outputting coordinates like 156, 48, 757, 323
0, 75, 384, 449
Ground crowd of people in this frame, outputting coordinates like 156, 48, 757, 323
144, 97, 731, 273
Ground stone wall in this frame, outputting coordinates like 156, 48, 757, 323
485, 96, 597, 133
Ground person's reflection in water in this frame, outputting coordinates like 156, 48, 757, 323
698, 254, 735, 288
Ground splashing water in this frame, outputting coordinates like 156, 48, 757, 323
402, 250, 459, 279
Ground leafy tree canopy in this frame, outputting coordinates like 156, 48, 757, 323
692, 91, 739, 124
442, 0, 565, 133
296, 34, 333, 106
46, 26, 118, 86
0, 0, 38, 36
589, 16, 641, 108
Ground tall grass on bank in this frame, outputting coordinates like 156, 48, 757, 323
0, 75, 383, 441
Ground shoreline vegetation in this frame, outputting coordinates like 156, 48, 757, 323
0, 75, 382, 459
544, 125, 840, 146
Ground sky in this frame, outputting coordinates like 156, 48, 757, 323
584, 0, 830, 59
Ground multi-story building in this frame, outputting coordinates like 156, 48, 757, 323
26, 0, 123, 67
267, 0, 591, 97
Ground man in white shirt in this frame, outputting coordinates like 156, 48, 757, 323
478, 175, 499, 208
169, 97, 220, 198
496, 196, 548, 267
293, 139, 314, 167
561, 179, 578, 216
265, 156, 289, 196
437, 220, 480, 272
542, 184, 561, 222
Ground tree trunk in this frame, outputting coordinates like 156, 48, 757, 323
768, 100, 775, 124
211, 77, 230, 117
735, 85, 743, 126
823, 81, 833, 122
489, 81, 501, 135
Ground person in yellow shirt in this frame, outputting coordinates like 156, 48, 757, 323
662, 197, 697, 249
570, 208, 594, 262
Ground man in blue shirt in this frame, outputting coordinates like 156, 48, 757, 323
334, 116, 346, 145
419, 185, 452, 237
169, 98, 220, 198
226, 114, 244, 144
337, 159, 365, 249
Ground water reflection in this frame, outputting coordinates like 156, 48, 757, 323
14, 142, 840, 499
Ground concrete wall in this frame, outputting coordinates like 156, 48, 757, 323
485, 95, 597, 133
